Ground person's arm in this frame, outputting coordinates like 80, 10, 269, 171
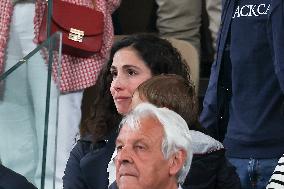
270, 0, 284, 93
63, 141, 89, 189
205, 0, 222, 51
269, 0, 284, 115
155, 0, 202, 52
199, 0, 231, 141
199, 62, 220, 139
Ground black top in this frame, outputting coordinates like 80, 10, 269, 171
0, 164, 37, 189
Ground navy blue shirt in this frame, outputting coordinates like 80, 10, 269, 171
224, 0, 284, 158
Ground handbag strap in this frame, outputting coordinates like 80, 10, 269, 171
46, 0, 97, 8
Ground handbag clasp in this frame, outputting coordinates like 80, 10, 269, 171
68, 28, 84, 42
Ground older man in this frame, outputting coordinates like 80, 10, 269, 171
113, 103, 193, 189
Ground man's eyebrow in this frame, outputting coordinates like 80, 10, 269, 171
133, 139, 149, 146
115, 138, 123, 145
116, 136, 149, 145
133, 135, 154, 145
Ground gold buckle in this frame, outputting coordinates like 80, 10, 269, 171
68, 28, 84, 42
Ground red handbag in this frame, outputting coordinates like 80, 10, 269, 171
38, 0, 104, 57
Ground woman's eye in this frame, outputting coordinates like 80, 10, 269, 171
110, 70, 117, 78
127, 69, 137, 76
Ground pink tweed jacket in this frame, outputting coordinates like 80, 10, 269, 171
0, 0, 121, 92
0, 0, 13, 78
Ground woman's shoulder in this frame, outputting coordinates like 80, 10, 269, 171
74, 135, 108, 157
74, 131, 118, 158
72, 136, 93, 156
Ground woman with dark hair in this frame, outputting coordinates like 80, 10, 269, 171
63, 34, 190, 189
80, 34, 189, 141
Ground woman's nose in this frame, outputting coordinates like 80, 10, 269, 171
111, 75, 126, 92
111, 79, 123, 92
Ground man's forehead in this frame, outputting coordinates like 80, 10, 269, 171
117, 116, 164, 142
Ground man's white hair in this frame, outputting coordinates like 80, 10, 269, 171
119, 103, 193, 184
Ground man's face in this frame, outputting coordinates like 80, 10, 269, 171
115, 117, 175, 189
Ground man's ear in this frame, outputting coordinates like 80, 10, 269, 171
168, 149, 187, 176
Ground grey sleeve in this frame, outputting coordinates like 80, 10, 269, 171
206, 0, 222, 51
155, 0, 202, 52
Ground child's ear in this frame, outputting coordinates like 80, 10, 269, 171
168, 149, 187, 176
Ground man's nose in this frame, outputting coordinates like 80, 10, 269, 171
117, 147, 134, 164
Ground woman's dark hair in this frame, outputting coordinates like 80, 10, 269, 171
80, 34, 191, 142
136, 74, 205, 133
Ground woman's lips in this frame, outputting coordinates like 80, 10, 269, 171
115, 96, 131, 102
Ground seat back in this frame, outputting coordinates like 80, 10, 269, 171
167, 37, 200, 92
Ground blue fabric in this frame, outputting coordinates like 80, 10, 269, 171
200, 0, 284, 158
0, 165, 37, 189
228, 158, 278, 189
63, 131, 117, 189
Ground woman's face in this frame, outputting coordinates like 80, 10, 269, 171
110, 47, 152, 115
